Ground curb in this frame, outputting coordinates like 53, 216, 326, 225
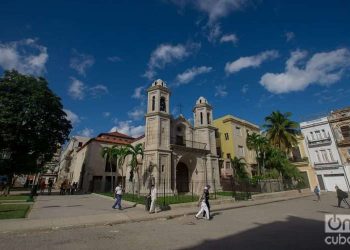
0, 193, 313, 234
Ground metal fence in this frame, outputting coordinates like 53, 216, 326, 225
123, 177, 307, 207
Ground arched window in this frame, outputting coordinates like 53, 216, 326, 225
160, 97, 166, 112
207, 112, 210, 124
341, 126, 350, 140
200, 112, 203, 125
152, 96, 155, 111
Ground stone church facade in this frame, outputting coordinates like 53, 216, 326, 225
127, 79, 221, 195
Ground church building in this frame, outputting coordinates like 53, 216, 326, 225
126, 79, 221, 195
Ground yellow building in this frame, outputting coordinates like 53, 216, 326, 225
289, 136, 319, 190
213, 115, 260, 177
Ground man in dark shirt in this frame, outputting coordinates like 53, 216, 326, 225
335, 185, 350, 208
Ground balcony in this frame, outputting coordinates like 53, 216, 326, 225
313, 160, 339, 170
170, 137, 207, 150
307, 133, 332, 147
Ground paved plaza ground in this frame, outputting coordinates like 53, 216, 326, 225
1, 192, 349, 249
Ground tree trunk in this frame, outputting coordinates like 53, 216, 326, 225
136, 166, 141, 198
110, 161, 113, 193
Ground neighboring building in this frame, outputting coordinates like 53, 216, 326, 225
68, 132, 135, 193
57, 136, 90, 187
124, 79, 221, 195
213, 115, 260, 177
328, 107, 350, 189
300, 117, 350, 191
289, 136, 318, 190
40, 147, 62, 185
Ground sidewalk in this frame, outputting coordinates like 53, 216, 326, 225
0, 191, 313, 234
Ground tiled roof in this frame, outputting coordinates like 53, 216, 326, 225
98, 131, 134, 140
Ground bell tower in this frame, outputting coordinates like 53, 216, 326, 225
143, 79, 172, 194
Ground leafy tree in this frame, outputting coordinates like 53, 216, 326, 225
263, 111, 299, 152
101, 146, 116, 193
0, 70, 71, 189
126, 143, 144, 196
230, 157, 249, 182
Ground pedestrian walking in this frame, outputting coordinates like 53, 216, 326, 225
202, 185, 210, 218
335, 185, 350, 208
149, 184, 157, 214
314, 185, 320, 201
112, 183, 123, 210
40, 179, 46, 195
48, 179, 53, 195
195, 191, 210, 220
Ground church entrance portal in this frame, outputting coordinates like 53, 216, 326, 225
176, 162, 189, 193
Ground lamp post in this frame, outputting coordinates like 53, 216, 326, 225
0, 149, 12, 196
30, 156, 43, 198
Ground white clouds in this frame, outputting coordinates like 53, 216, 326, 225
63, 109, 80, 125
68, 77, 108, 100
128, 107, 145, 120
144, 42, 200, 79
68, 77, 85, 100
173, 0, 250, 24
205, 23, 222, 43
175, 66, 212, 85
0, 38, 48, 75
79, 128, 94, 137
215, 85, 228, 97
225, 50, 279, 74
132, 86, 146, 100
89, 84, 109, 98
260, 48, 350, 94
110, 121, 144, 138
103, 112, 111, 118
285, 31, 295, 42
70, 50, 95, 76
107, 56, 122, 62
220, 33, 238, 44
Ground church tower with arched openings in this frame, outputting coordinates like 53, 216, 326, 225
193, 96, 220, 189
143, 79, 172, 193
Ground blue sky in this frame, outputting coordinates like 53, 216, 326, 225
1, 0, 350, 138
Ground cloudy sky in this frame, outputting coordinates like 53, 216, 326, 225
1, 0, 349, 138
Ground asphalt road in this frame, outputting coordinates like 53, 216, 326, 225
1, 193, 349, 250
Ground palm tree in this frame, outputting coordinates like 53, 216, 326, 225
101, 146, 116, 193
263, 111, 299, 153
113, 146, 129, 188
246, 132, 268, 175
126, 143, 144, 196
230, 157, 249, 182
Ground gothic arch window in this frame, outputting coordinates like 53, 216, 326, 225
152, 96, 155, 111
200, 112, 203, 125
160, 97, 166, 112
341, 125, 350, 140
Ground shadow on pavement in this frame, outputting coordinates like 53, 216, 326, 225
181, 216, 336, 250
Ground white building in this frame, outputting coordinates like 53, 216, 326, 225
300, 117, 350, 191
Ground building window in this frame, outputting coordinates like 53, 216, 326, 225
238, 145, 244, 157
152, 96, 155, 111
160, 97, 166, 112
315, 130, 321, 139
341, 126, 350, 140
207, 112, 211, 124
328, 149, 335, 162
78, 142, 83, 147
227, 153, 231, 159
310, 132, 314, 140
200, 112, 203, 125
321, 129, 327, 138
320, 150, 329, 162
224, 133, 229, 140
235, 126, 242, 136
316, 150, 321, 162
161, 165, 164, 172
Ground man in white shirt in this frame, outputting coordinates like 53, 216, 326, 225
149, 184, 157, 213
112, 183, 123, 210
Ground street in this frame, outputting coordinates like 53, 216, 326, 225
1, 192, 349, 250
